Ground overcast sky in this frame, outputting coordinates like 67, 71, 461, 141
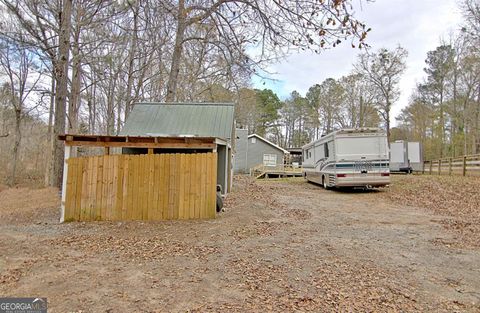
251, 0, 464, 126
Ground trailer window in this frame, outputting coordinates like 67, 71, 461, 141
305, 148, 311, 160
324, 143, 329, 158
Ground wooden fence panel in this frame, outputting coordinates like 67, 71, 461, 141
424, 154, 480, 176
64, 153, 218, 221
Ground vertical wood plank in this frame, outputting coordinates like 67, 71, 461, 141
173, 153, 181, 220
200, 153, 207, 218
152, 154, 161, 220
147, 153, 155, 220
189, 154, 196, 219
80, 157, 89, 221
64, 158, 73, 220
107, 155, 116, 220
177, 154, 184, 219
167, 154, 176, 219
138, 154, 145, 220
115, 155, 124, 221
64, 158, 75, 220
210, 153, 218, 218
132, 155, 140, 220
94, 155, 104, 221
123, 155, 132, 220
74, 158, 84, 221
162, 154, 170, 220
156, 154, 164, 220
139, 154, 146, 220
183, 154, 191, 219
91, 156, 99, 220
142, 154, 149, 220
138, 154, 144, 220
125, 155, 133, 220
89, 156, 95, 221
194, 154, 201, 219
206, 153, 214, 218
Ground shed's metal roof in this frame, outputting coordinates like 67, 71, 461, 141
120, 102, 235, 140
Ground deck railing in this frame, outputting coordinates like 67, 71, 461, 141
250, 164, 303, 177
423, 154, 480, 176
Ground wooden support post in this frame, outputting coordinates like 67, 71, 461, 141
60, 145, 72, 223
104, 147, 110, 155
448, 158, 452, 176
438, 159, 442, 175
224, 146, 229, 193
429, 161, 432, 175
463, 156, 467, 176
148, 148, 153, 154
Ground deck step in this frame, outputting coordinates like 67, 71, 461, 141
255, 172, 266, 179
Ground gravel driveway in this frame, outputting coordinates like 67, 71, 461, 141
0, 177, 479, 312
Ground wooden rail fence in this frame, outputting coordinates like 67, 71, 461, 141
423, 154, 480, 176
64, 153, 217, 221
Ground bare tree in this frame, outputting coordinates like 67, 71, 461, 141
0, 38, 44, 186
355, 47, 408, 143
51, 0, 72, 188
164, 0, 371, 101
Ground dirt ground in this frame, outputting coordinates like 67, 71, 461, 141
0, 176, 479, 312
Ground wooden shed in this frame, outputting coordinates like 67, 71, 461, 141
59, 135, 224, 222
58, 102, 235, 222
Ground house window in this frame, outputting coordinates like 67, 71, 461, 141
251, 137, 256, 144
263, 154, 277, 166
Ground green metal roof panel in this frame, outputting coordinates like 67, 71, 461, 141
120, 102, 235, 140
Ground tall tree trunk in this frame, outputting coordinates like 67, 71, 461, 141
439, 89, 444, 158
359, 95, 364, 128
385, 96, 391, 146
124, 4, 139, 118
44, 72, 56, 187
68, 22, 82, 133
385, 105, 391, 146
52, 0, 72, 188
165, 0, 186, 102
9, 109, 22, 187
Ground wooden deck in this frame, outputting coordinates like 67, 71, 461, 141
250, 164, 303, 179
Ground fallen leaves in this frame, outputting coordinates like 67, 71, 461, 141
387, 175, 480, 248
48, 235, 220, 262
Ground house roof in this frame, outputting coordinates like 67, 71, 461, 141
248, 134, 289, 154
120, 102, 235, 140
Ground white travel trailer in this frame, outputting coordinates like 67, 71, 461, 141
302, 128, 390, 188
390, 141, 423, 173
